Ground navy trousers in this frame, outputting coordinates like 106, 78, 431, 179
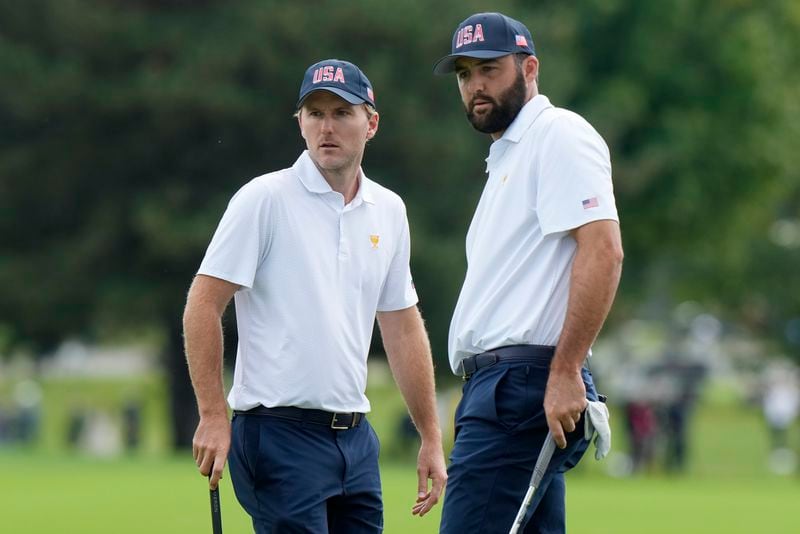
440, 355, 597, 534
229, 412, 383, 533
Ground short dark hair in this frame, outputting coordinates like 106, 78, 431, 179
513, 53, 529, 68
514, 53, 539, 84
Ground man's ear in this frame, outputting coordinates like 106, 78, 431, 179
524, 55, 539, 84
297, 112, 307, 141
366, 112, 379, 140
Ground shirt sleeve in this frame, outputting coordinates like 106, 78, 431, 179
197, 180, 272, 289
376, 202, 419, 312
535, 113, 619, 236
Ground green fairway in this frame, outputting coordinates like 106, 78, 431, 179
2, 452, 798, 533
567, 475, 799, 533
3, 375, 800, 532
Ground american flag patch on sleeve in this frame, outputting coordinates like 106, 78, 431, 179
582, 197, 599, 209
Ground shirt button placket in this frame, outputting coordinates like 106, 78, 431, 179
338, 212, 349, 261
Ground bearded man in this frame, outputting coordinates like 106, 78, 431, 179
433, 12, 623, 534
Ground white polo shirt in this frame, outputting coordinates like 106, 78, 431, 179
198, 151, 418, 412
448, 95, 619, 373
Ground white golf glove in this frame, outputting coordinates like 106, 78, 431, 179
584, 400, 611, 460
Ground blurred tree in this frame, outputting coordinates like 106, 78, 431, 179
562, 0, 800, 354
1, 0, 799, 448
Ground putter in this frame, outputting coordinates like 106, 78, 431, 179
508, 431, 556, 534
209, 475, 223, 534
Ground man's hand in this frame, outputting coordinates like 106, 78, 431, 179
376, 306, 446, 517
411, 439, 448, 517
192, 413, 231, 490
543, 368, 588, 449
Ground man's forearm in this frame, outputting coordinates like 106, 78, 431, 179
553, 225, 623, 370
378, 307, 442, 442
182, 275, 238, 487
183, 296, 228, 418
545, 222, 622, 447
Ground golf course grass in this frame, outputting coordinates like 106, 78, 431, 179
1, 451, 797, 533
2, 374, 799, 532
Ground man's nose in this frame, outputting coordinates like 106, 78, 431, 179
465, 73, 485, 96
320, 115, 334, 133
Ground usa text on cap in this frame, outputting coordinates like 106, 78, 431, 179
297, 59, 376, 109
433, 12, 535, 74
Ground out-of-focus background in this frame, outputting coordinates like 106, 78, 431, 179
1, 0, 799, 532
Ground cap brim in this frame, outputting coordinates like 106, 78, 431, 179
296, 87, 367, 109
432, 50, 512, 74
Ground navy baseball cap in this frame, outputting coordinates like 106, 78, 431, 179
296, 59, 376, 109
433, 12, 535, 74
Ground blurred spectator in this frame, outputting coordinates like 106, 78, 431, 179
66, 406, 88, 450
398, 412, 418, 442
0, 403, 11, 443
624, 400, 658, 473
760, 360, 799, 474
662, 401, 689, 473
649, 355, 707, 473
13, 380, 42, 444
390, 412, 419, 460
85, 409, 122, 457
761, 361, 800, 449
122, 398, 143, 452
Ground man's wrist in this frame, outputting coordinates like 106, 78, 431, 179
199, 405, 229, 419
418, 427, 443, 445
549, 356, 584, 375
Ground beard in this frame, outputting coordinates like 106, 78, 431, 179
465, 70, 527, 134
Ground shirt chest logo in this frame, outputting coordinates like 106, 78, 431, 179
369, 234, 380, 249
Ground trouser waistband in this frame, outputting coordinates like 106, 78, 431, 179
457, 345, 556, 380
234, 405, 364, 430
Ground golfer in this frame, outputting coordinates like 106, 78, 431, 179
183, 59, 446, 533
433, 13, 623, 533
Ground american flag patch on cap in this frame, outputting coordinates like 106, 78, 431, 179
582, 197, 599, 209
515, 35, 528, 47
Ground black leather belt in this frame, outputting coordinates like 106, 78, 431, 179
458, 345, 556, 380
234, 405, 364, 430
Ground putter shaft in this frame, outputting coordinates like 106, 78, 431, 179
509, 432, 556, 534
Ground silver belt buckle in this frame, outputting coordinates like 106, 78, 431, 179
330, 413, 350, 430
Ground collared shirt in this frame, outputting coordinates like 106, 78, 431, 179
198, 151, 418, 412
448, 95, 619, 373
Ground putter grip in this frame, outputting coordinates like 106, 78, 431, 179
531, 432, 556, 487
210, 485, 223, 534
